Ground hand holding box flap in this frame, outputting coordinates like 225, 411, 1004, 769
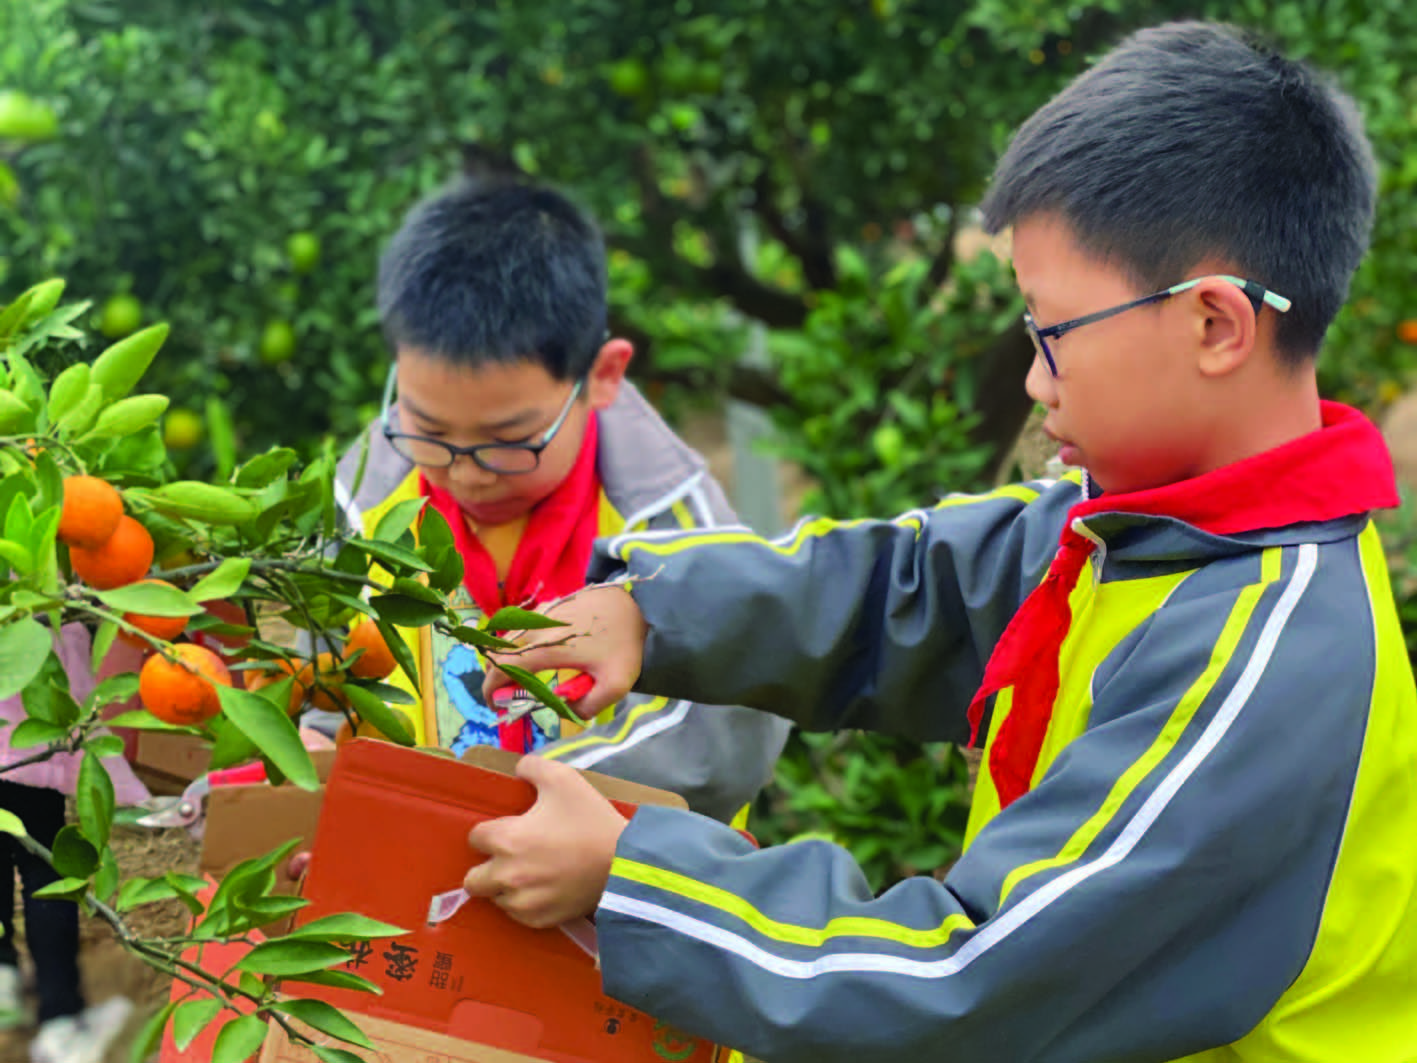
291, 738, 721, 1063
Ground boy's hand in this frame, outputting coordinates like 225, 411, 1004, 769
483, 584, 647, 719
464, 755, 629, 929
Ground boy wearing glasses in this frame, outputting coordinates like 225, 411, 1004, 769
460, 22, 1417, 1062
326, 177, 790, 824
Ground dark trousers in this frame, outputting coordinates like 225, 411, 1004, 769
0, 779, 83, 1023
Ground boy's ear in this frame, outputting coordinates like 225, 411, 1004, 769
1191, 277, 1259, 379
586, 338, 634, 411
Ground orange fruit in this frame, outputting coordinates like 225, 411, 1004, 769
297, 652, 348, 712
69, 515, 154, 590
139, 643, 232, 725
245, 658, 305, 715
342, 619, 397, 680
1399, 320, 1417, 345
118, 579, 189, 647
57, 475, 124, 549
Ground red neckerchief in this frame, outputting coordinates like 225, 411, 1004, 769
969, 401, 1398, 810
421, 414, 603, 751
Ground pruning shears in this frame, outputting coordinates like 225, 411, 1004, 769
490, 672, 595, 727
134, 761, 270, 837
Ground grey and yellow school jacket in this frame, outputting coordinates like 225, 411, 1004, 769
331, 380, 791, 824
587, 403, 1417, 1062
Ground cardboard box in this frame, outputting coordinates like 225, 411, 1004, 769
130, 732, 212, 796
270, 739, 722, 1063
261, 1003, 730, 1063
157, 750, 338, 1063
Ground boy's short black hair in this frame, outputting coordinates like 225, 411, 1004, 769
377, 177, 608, 379
980, 21, 1377, 362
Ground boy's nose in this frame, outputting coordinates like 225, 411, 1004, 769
447, 453, 500, 489
1024, 350, 1057, 407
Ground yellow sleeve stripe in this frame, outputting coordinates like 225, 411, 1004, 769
619, 479, 1056, 563
537, 697, 672, 759
611, 857, 975, 950
996, 546, 1284, 907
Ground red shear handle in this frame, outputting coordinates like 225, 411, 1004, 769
207, 762, 269, 787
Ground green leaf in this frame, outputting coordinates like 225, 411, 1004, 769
497, 664, 578, 722
128, 1000, 175, 1063
375, 617, 419, 697
372, 497, 427, 544
90, 619, 119, 672
234, 447, 298, 489
284, 912, 408, 942
0, 619, 51, 700
101, 710, 203, 734
54, 383, 104, 437
77, 752, 116, 848
341, 684, 413, 746
82, 393, 170, 440
4, 493, 35, 557
96, 581, 203, 618
172, 997, 224, 1053
353, 537, 432, 573
8, 718, 69, 749
84, 734, 127, 759
31, 449, 65, 514
207, 713, 262, 770
354, 680, 415, 706
52, 825, 99, 879
116, 877, 180, 911
282, 969, 381, 995
0, 538, 34, 574
388, 577, 444, 606
312, 1046, 368, 1063
23, 675, 80, 728
235, 939, 350, 977
211, 1013, 269, 1063
447, 625, 519, 652
188, 557, 251, 602
94, 847, 120, 903
164, 871, 206, 916
0, 809, 27, 837
487, 606, 570, 631
239, 895, 309, 926
368, 593, 446, 628
33, 877, 89, 901
0, 291, 35, 342
273, 998, 372, 1049
47, 362, 91, 423
89, 673, 140, 710
217, 686, 318, 790
90, 323, 169, 401
207, 395, 237, 481
144, 481, 258, 524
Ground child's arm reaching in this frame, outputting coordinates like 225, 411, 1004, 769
487, 477, 1079, 744
471, 556, 1372, 1062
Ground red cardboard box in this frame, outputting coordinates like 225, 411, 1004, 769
276, 739, 725, 1063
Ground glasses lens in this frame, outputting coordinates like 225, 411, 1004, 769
388, 434, 457, 469
475, 445, 541, 475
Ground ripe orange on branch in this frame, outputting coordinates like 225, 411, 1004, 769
139, 643, 232, 725
118, 579, 190, 646
57, 475, 124, 549
245, 658, 305, 715
342, 619, 397, 680
70, 515, 154, 589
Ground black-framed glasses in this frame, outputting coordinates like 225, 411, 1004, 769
379, 364, 584, 474
1024, 273, 1293, 378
